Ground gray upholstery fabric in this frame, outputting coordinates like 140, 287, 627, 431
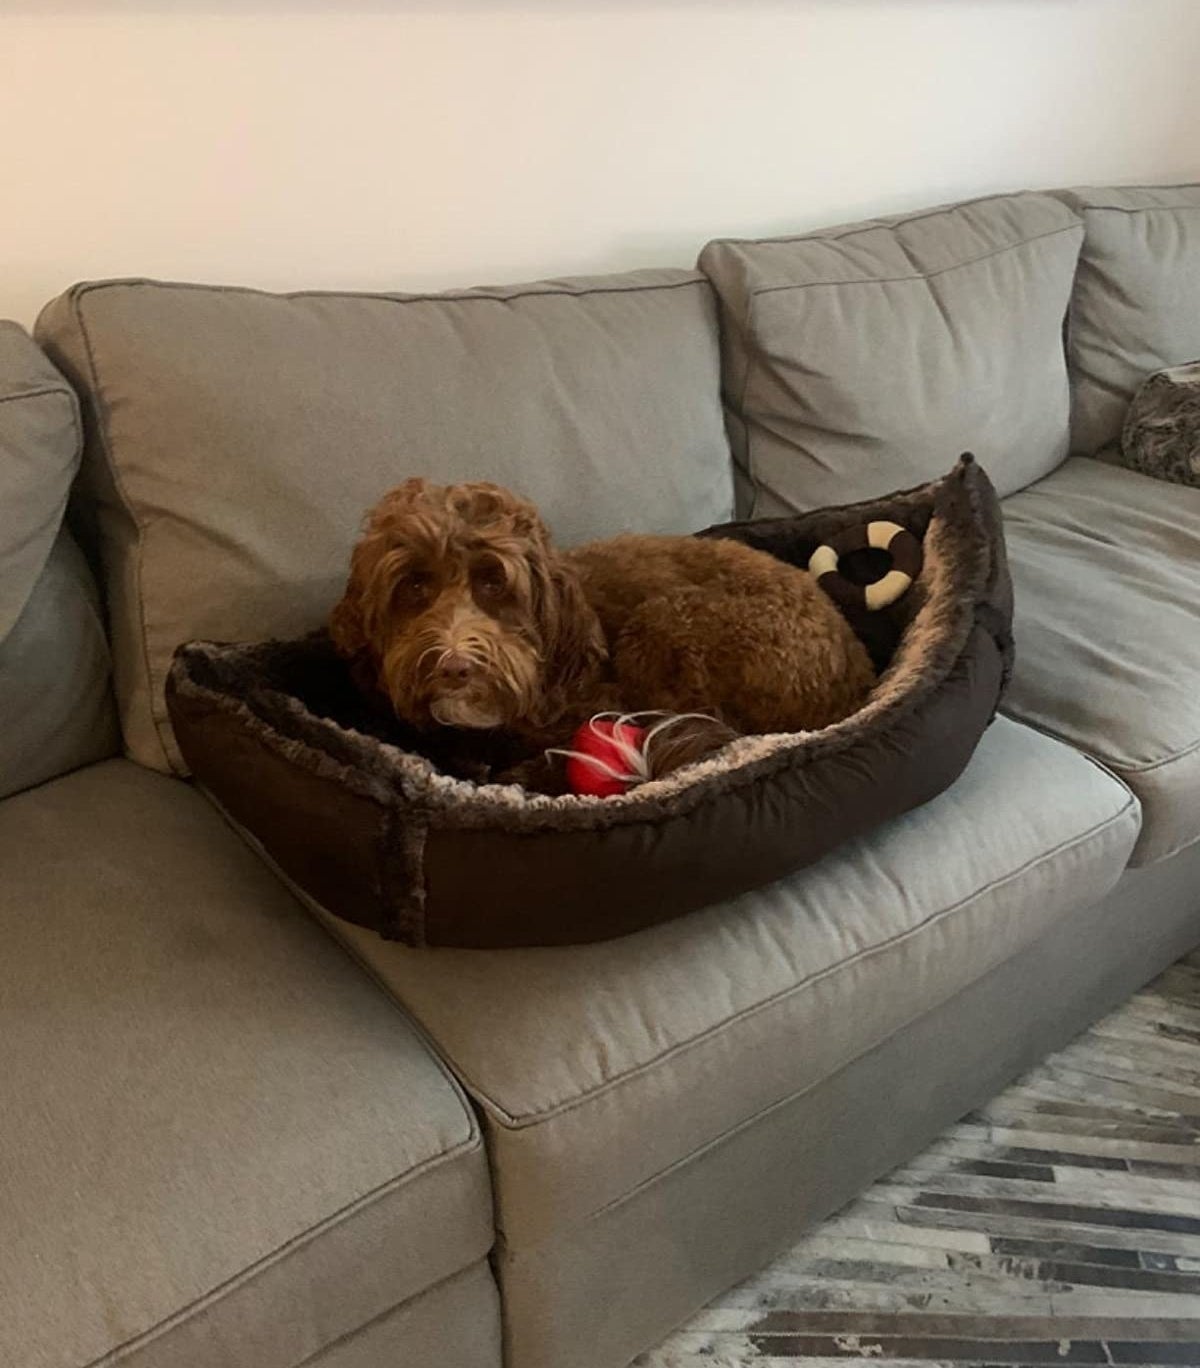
698, 193, 1082, 514
0, 321, 81, 638
0, 760, 493, 1368
1004, 456, 1200, 865
0, 528, 118, 798
307, 1263, 501, 1368
317, 717, 1138, 1260
35, 274, 734, 773
1056, 184, 1200, 457
0, 321, 115, 793
490, 840, 1200, 1368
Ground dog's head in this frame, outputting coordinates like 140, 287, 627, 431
330, 479, 606, 732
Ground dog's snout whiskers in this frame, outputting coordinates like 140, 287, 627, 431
413, 642, 449, 676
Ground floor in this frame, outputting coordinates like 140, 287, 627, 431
637, 954, 1200, 1367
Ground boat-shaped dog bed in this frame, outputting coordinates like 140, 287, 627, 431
166, 455, 1013, 948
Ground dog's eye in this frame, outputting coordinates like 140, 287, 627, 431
396, 570, 432, 597
472, 563, 508, 599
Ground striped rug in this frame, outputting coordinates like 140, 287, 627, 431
637, 953, 1200, 1367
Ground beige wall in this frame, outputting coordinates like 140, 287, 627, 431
4, 1, 1199, 326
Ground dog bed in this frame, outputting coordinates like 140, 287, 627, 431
166, 455, 1013, 948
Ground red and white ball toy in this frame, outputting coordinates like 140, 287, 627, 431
559, 717, 651, 798
551, 711, 726, 797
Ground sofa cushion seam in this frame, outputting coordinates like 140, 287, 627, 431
457, 793, 1138, 1129
1112, 733, 1200, 776
571, 861, 1133, 1229
0, 384, 83, 473
1081, 202, 1200, 220
747, 223, 1082, 299
1131, 829, 1200, 867
289, 1261, 491, 1368
73, 290, 175, 771
0, 382, 76, 411
86, 1131, 486, 1368
710, 191, 1079, 248
1000, 704, 1200, 775
66, 274, 708, 311
194, 779, 486, 1151
737, 285, 761, 516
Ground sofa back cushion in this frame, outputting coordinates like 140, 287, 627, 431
699, 193, 1083, 516
0, 322, 80, 638
1056, 184, 1200, 457
0, 529, 119, 799
36, 272, 734, 774
0, 321, 117, 797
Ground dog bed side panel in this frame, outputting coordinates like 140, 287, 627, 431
168, 682, 424, 942
419, 624, 1004, 948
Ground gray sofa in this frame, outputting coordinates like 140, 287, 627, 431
2, 183, 1198, 1368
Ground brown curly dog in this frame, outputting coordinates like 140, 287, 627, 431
330, 479, 875, 788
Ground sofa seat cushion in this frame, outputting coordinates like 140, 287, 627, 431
1003, 456, 1200, 865
0, 761, 493, 1368
35, 272, 734, 774
317, 717, 1138, 1254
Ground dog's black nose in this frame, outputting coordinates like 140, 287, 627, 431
436, 652, 477, 686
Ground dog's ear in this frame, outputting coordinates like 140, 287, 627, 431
529, 550, 607, 726
330, 481, 430, 660
330, 533, 380, 660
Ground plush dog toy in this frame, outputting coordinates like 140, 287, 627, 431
808, 520, 923, 612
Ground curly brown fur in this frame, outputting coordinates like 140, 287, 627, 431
330, 480, 875, 787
